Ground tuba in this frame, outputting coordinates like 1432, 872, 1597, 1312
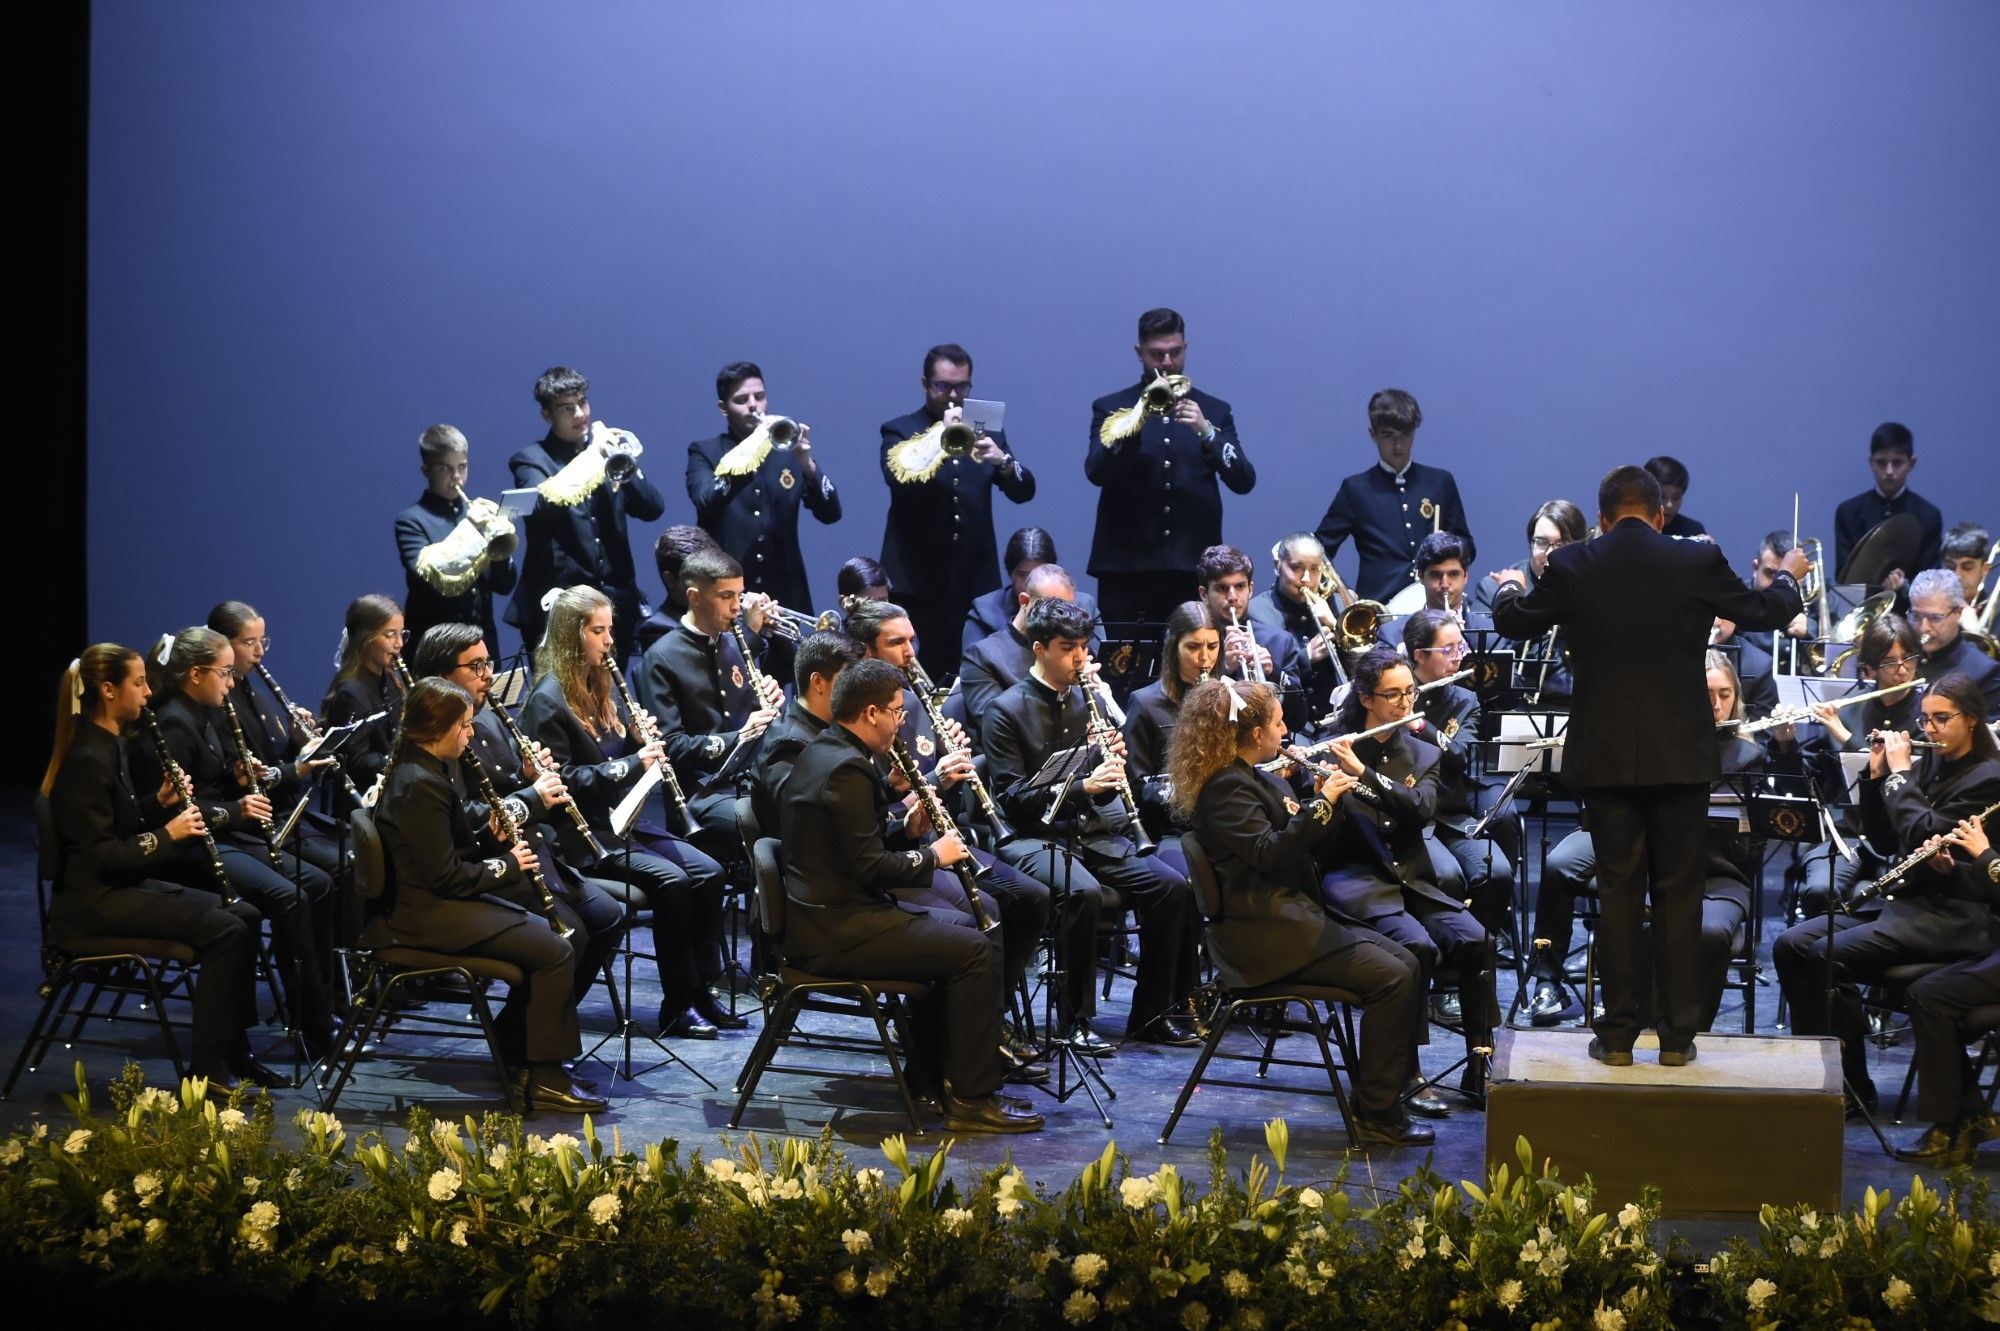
414, 486, 519, 596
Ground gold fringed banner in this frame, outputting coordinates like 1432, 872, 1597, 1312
1097, 375, 1192, 447
535, 447, 608, 507
714, 419, 781, 477
886, 421, 949, 483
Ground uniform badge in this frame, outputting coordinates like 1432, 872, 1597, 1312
485, 858, 507, 878
916, 734, 935, 757
1283, 797, 1301, 817
1771, 806, 1806, 840
705, 736, 726, 759
779, 468, 796, 490
1311, 800, 1334, 825
138, 832, 159, 857
1221, 442, 1238, 467
731, 664, 746, 690
1111, 644, 1134, 675
1443, 718, 1461, 742
1419, 497, 1437, 521
905, 851, 924, 869
607, 759, 630, 781
1885, 773, 1908, 793
1988, 859, 1999, 885
1404, 774, 1418, 787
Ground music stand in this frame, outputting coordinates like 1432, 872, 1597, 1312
1094, 623, 1163, 708
1015, 740, 1117, 1127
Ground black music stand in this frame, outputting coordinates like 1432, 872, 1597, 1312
1095, 622, 1163, 708
1016, 740, 1117, 1127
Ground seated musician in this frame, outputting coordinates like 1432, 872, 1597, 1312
414, 623, 627, 1011
45, 645, 263, 1095
1123, 602, 1221, 857
319, 594, 409, 795
1909, 569, 2000, 714
816, 555, 893, 639
634, 525, 722, 653
1403, 608, 1513, 938
983, 597, 1200, 1050
1522, 651, 1765, 1030
1377, 531, 1491, 648
1199, 544, 1305, 729
959, 562, 1085, 721
1773, 671, 2000, 1117
517, 585, 733, 1040
1898, 810, 2000, 1162
1247, 532, 1344, 712
845, 600, 1052, 1008
631, 547, 785, 860
962, 527, 1103, 657
1472, 500, 1585, 703
1313, 646, 1496, 1107
393, 424, 518, 655
751, 631, 868, 841
1169, 677, 1432, 1146
367, 678, 605, 1113
1712, 531, 1818, 715
1943, 522, 1994, 625
131, 627, 339, 1067
778, 658, 1043, 1133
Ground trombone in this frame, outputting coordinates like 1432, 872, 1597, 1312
1301, 563, 1387, 658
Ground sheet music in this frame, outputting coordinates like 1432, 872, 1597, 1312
611, 765, 663, 838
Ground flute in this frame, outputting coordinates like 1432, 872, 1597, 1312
1417, 667, 1475, 695
1723, 680, 1923, 736
1280, 710, 1424, 763
487, 698, 607, 860
461, 746, 573, 938
139, 705, 237, 904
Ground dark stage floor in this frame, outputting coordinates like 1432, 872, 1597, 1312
0, 785, 1978, 1252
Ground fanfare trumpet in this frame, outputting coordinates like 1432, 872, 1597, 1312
1097, 371, 1193, 447
713, 412, 803, 478
538, 421, 645, 505
885, 413, 981, 484
413, 485, 520, 596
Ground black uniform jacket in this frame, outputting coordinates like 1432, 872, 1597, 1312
632, 621, 767, 785
322, 670, 402, 787
1858, 751, 2000, 955
751, 700, 827, 839
1414, 682, 1480, 827
393, 490, 518, 650
777, 724, 938, 961
1491, 518, 1803, 789
517, 673, 654, 864
879, 410, 1035, 605
1919, 633, 2000, 716
1834, 486, 1942, 583
1085, 381, 1254, 578
962, 586, 1101, 656
127, 693, 266, 856
1314, 461, 1470, 603
366, 748, 529, 948
687, 430, 840, 611
1122, 680, 1181, 833
1317, 729, 1458, 921
508, 431, 667, 630
983, 672, 1136, 855
225, 679, 313, 798
959, 624, 1035, 724
1192, 758, 1350, 990
51, 724, 196, 906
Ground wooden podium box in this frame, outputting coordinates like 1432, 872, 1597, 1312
1486, 1029, 1844, 1214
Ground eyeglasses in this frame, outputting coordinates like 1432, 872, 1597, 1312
1908, 611, 1956, 626
1416, 642, 1470, 659
1530, 538, 1569, 553
1874, 654, 1917, 671
1919, 712, 1961, 729
1371, 687, 1418, 703
234, 636, 271, 651
456, 658, 495, 676
926, 379, 972, 394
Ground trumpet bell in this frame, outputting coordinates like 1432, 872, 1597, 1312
1338, 601, 1388, 653
1142, 374, 1192, 412
763, 415, 799, 449
940, 420, 977, 456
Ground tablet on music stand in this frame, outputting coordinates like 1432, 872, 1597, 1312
962, 398, 1006, 435
499, 487, 540, 524
491, 665, 530, 709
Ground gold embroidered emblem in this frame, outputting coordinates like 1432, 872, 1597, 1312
1771, 807, 1805, 839
1443, 718, 1461, 741
1283, 797, 1301, 817
1988, 859, 1999, 884
916, 734, 935, 757
730, 664, 746, 690
1404, 774, 1417, 787
1311, 800, 1334, 825
1111, 644, 1134, 674
779, 468, 796, 490
1419, 498, 1436, 521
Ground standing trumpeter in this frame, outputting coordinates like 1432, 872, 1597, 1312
393, 424, 518, 655
507, 366, 667, 661
1314, 389, 1470, 604
1086, 308, 1256, 627
880, 344, 1036, 679
687, 361, 841, 615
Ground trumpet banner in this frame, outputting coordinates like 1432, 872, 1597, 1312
885, 421, 950, 483
1096, 375, 1191, 447
713, 419, 782, 477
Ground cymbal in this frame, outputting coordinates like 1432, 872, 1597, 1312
1837, 512, 1921, 587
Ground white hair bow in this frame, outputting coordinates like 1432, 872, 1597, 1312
1220, 676, 1244, 722
153, 633, 174, 666
66, 657, 83, 713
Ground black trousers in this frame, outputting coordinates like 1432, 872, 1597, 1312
1580, 783, 1710, 1053
897, 851, 1050, 989
1907, 952, 2000, 1124
50, 883, 261, 1079
1346, 889, 1498, 1059
999, 838, 1197, 1030
391, 901, 581, 1066
590, 829, 727, 1003
174, 845, 338, 1046
1284, 930, 1423, 1120
797, 913, 1006, 1101
1095, 572, 1192, 630
1429, 826, 1514, 936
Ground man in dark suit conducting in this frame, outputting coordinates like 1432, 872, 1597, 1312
1490, 465, 1806, 1067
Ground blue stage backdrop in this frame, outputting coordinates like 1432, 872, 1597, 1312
87, 1, 1999, 670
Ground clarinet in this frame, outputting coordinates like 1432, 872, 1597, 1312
139, 705, 237, 904
253, 662, 366, 805
906, 658, 1013, 845
1079, 657, 1157, 856
606, 665, 694, 834
221, 699, 283, 866
461, 747, 573, 938
488, 698, 607, 860
1851, 799, 2000, 904
390, 654, 415, 692
728, 616, 781, 709
887, 735, 999, 935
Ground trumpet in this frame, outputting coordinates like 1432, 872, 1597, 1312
1081, 657, 1155, 856
940, 417, 978, 456
1226, 606, 1267, 684
488, 698, 606, 860
1143, 371, 1193, 413
606, 664, 693, 834
907, 658, 1013, 845
461, 747, 573, 938
601, 428, 644, 486
413, 487, 519, 596
1850, 798, 2000, 904
537, 422, 644, 505
757, 414, 800, 449
887, 735, 999, 936
747, 596, 827, 642
139, 705, 236, 904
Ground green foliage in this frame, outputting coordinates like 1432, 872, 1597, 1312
3, 1067, 1998, 1328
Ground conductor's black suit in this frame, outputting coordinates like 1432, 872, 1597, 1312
1492, 516, 1802, 1054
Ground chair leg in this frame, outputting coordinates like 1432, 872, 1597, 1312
38, 972, 91, 1068
1303, 1001, 1359, 1141
729, 988, 798, 1128
64, 976, 110, 1044
1158, 999, 1238, 1145
138, 961, 187, 1083
321, 963, 391, 1112
1893, 1052, 1920, 1125
3, 964, 75, 1097
463, 982, 520, 1114
862, 991, 926, 1133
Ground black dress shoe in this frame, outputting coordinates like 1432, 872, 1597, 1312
1351, 1113, 1435, 1147
1125, 1016, 1203, 1048
939, 1093, 1044, 1134
1965, 1111, 2000, 1144
1405, 1080, 1451, 1118
997, 1042, 1051, 1085
562, 1063, 602, 1095
301, 1022, 342, 1065
1526, 981, 1573, 1027
692, 993, 751, 1031
202, 1073, 249, 1103
231, 1057, 292, 1089
526, 1073, 609, 1114
660, 1004, 719, 1040
1587, 1037, 1633, 1067
1429, 992, 1463, 1025
1896, 1123, 1971, 1164
1657, 1043, 1697, 1068
1059, 1026, 1116, 1057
